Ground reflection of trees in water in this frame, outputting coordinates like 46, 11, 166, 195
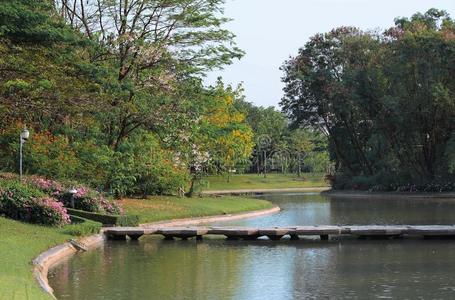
290, 242, 336, 298
50, 239, 243, 299
292, 240, 455, 299
328, 196, 455, 225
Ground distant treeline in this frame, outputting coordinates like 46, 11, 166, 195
281, 9, 455, 191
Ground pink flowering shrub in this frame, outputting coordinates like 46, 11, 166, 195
27, 175, 123, 215
1, 174, 123, 216
0, 181, 70, 227
26, 176, 64, 197
60, 186, 123, 215
39, 197, 71, 226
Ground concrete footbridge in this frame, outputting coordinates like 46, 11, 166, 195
105, 225, 455, 241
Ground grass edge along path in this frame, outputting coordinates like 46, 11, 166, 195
200, 173, 329, 191
1, 195, 273, 299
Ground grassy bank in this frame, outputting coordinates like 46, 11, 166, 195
119, 195, 274, 224
200, 173, 328, 191
0, 217, 73, 300
1, 195, 273, 298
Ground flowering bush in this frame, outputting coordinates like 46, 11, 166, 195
37, 197, 71, 226
59, 186, 123, 214
19, 174, 123, 215
0, 181, 70, 226
26, 175, 64, 197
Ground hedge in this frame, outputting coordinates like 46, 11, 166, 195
63, 215, 102, 236
67, 208, 139, 227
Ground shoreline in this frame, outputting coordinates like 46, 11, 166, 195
322, 190, 455, 199
33, 205, 280, 298
201, 187, 329, 195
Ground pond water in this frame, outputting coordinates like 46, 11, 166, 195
49, 193, 455, 299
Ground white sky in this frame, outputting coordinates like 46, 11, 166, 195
206, 0, 455, 108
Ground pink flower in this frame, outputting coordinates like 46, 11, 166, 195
40, 197, 71, 226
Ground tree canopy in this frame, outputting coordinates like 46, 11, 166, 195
281, 9, 455, 190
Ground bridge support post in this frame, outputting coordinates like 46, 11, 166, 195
108, 234, 127, 241
127, 234, 143, 240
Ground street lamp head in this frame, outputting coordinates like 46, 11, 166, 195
20, 128, 30, 141
69, 188, 78, 195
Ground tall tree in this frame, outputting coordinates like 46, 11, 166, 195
54, 0, 244, 148
281, 9, 455, 188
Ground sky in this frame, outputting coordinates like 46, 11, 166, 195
206, 0, 455, 109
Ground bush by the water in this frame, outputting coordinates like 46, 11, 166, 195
23, 175, 123, 214
0, 173, 124, 225
0, 180, 70, 226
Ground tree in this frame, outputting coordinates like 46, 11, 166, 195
0, 0, 112, 131
281, 9, 455, 189
54, 0, 244, 148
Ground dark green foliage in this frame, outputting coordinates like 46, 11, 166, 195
67, 208, 139, 227
281, 9, 455, 190
0, 0, 80, 44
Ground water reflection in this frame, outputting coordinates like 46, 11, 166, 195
49, 193, 455, 299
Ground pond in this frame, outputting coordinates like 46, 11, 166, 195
49, 193, 455, 299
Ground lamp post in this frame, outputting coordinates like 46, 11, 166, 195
19, 128, 30, 180
69, 188, 78, 208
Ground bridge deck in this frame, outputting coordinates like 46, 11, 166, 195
105, 225, 455, 241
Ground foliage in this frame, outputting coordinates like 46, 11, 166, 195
0, 0, 259, 198
107, 132, 189, 197
281, 9, 455, 189
52, 0, 245, 149
0, 180, 70, 226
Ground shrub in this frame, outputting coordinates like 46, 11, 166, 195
22, 175, 123, 214
0, 180, 70, 226
58, 186, 123, 214
63, 215, 102, 236
25, 175, 64, 197
107, 133, 189, 197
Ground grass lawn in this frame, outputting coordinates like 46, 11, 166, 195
119, 195, 274, 224
0, 217, 73, 300
199, 173, 329, 191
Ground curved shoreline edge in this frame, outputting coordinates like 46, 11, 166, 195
32, 205, 280, 298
